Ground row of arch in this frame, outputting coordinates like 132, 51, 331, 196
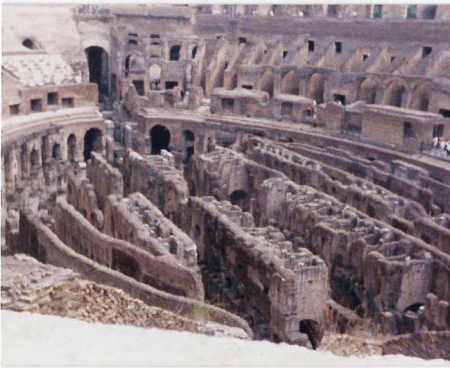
3, 128, 103, 183
269, 70, 435, 111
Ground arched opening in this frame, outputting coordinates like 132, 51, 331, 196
22, 38, 36, 50
30, 149, 39, 169
410, 86, 430, 111
359, 78, 378, 104
148, 64, 162, 90
191, 45, 198, 59
259, 70, 274, 97
83, 128, 103, 161
170, 45, 181, 61
67, 134, 77, 162
150, 125, 171, 154
85, 46, 109, 103
124, 55, 132, 77
230, 189, 248, 208
52, 143, 61, 160
281, 70, 299, 95
309, 73, 325, 104
387, 83, 406, 107
183, 130, 195, 163
404, 303, 424, 314
20, 143, 27, 176
299, 319, 321, 350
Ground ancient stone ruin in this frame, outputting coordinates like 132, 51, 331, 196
2, 3, 450, 360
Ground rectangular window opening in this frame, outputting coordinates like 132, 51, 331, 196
47, 92, 58, 105
165, 81, 178, 90
363, 54, 369, 61
407, 5, 417, 19
222, 98, 234, 113
30, 98, 42, 112
283, 50, 288, 59
308, 40, 315, 53
373, 5, 383, 18
150, 34, 160, 39
335, 42, 342, 54
403, 121, 415, 139
9, 104, 20, 116
239, 37, 247, 44
242, 85, 253, 90
62, 97, 74, 108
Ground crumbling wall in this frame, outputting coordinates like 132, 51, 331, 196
183, 196, 328, 347
122, 150, 188, 223
103, 192, 199, 267
86, 152, 123, 210
17, 209, 252, 337
53, 197, 204, 300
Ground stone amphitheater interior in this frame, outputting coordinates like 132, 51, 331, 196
2, 3, 450, 363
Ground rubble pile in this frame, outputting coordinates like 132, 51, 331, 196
1, 254, 247, 339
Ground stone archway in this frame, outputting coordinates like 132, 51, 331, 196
281, 70, 299, 95
83, 128, 103, 161
385, 80, 407, 107
359, 77, 379, 104
309, 73, 326, 104
410, 84, 430, 111
150, 125, 171, 154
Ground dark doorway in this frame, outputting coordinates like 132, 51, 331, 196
150, 125, 171, 154
52, 143, 61, 160
170, 45, 181, 61
133, 80, 145, 96
83, 128, 103, 161
112, 248, 140, 279
230, 189, 248, 208
67, 134, 77, 162
165, 81, 178, 90
390, 85, 405, 107
85, 46, 109, 103
183, 130, 195, 163
439, 109, 450, 118
299, 320, 321, 349
334, 94, 346, 105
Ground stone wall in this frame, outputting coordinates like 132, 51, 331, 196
53, 197, 203, 300
86, 152, 123, 210
122, 149, 189, 223
17, 209, 252, 337
183, 196, 329, 347
103, 192, 199, 268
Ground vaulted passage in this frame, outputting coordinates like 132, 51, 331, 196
150, 125, 171, 154
83, 128, 103, 161
86, 46, 109, 103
